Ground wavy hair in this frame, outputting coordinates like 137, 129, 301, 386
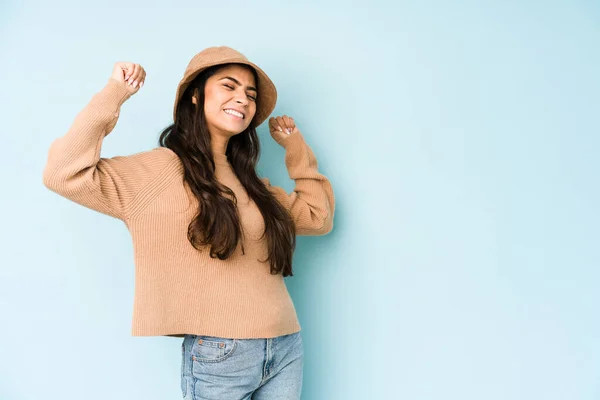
158, 63, 296, 276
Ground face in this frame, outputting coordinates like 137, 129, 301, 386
200, 64, 257, 137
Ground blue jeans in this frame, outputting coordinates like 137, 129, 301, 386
181, 331, 303, 399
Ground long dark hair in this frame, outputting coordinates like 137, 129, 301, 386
158, 63, 297, 277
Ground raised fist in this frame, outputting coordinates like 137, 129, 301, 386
110, 62, 146, 94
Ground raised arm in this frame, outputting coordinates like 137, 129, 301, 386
262, 118, 335, 236
42, 62, 172, 221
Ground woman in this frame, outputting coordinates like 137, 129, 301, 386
42, 46, 335, 399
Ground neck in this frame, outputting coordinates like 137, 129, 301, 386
213, 151, 229, 166
211, 133, 230, 166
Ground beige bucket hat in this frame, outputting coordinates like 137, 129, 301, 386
173, 46, 277, 128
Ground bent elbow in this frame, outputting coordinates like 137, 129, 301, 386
319, 213, 334, 235
42, 165, 86, 197
297, 212, 334, 236
42, 167, 60, 192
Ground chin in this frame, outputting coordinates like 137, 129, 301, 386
223, 122, 249, 135
218, 126, 246, 136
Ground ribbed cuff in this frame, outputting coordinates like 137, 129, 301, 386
278, 130, 306, 149
97, 78, 134, 111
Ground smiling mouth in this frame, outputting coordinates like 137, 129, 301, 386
224, 109, 245, 119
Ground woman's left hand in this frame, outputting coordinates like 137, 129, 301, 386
269, 115, 299, 142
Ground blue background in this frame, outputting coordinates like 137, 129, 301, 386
1, 0, 599, 399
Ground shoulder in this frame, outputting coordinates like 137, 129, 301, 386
104, 146, 181, 176
111, 146, 177, 162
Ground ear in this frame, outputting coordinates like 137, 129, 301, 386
191, 87, 201, 105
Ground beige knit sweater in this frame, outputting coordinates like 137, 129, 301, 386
42, 78, 335, 339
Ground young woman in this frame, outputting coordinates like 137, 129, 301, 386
43, 46, 335, 399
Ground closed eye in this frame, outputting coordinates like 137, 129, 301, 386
223, 84, 256, 101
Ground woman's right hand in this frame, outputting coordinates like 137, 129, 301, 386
110, 62, 146, 95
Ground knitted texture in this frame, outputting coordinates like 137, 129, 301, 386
42, 78, 335, 339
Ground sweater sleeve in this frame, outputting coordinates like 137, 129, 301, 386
42, 78, 172, 221
261, 130, 335, 236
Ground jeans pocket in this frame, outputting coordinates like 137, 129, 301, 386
191, 335, 238, 363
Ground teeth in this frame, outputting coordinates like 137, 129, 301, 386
224, 109, 243, 119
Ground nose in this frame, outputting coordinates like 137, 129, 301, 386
234, 91, 249, 106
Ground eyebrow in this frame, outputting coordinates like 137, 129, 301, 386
219, 76, 257, 92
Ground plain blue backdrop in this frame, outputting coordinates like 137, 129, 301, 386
1, 0, 599, 399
